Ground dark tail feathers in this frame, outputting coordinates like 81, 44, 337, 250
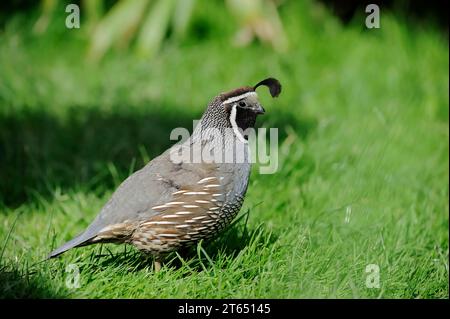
47, 232, 93, 259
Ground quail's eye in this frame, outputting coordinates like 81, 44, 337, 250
238, 101, 246, 107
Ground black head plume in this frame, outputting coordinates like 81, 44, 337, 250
253, 77, 282, 98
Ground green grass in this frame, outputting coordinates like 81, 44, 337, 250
0, 1, 448, 298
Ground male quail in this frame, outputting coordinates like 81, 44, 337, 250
48, 78, 281, 270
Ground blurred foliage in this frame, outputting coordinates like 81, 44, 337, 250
30, 0, 287, 61
320, 0, 449, 29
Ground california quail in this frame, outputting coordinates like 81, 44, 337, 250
48, 78, 282, 270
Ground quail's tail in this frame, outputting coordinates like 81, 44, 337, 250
47, 232, 93, 259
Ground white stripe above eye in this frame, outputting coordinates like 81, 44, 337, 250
222, 91, 256, 105
229, 104, 248, 144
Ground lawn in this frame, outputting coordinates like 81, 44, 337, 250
0, 1, 448, 298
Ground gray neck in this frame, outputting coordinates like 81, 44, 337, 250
188, 103, 251, 165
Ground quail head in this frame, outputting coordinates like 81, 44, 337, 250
48, 78, 282, 270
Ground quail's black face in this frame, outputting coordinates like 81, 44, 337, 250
233, 95, 266, 115
222, 92, 265, 134
200, 78, 280, 139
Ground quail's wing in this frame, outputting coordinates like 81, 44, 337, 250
82, 149, 230, 241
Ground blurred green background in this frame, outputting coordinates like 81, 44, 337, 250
0, 0, 448, 298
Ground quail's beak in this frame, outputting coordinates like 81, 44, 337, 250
253, 104, 265, 115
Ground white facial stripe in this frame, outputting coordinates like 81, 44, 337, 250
229, 105, 248, 144
222, 92, 257, 105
